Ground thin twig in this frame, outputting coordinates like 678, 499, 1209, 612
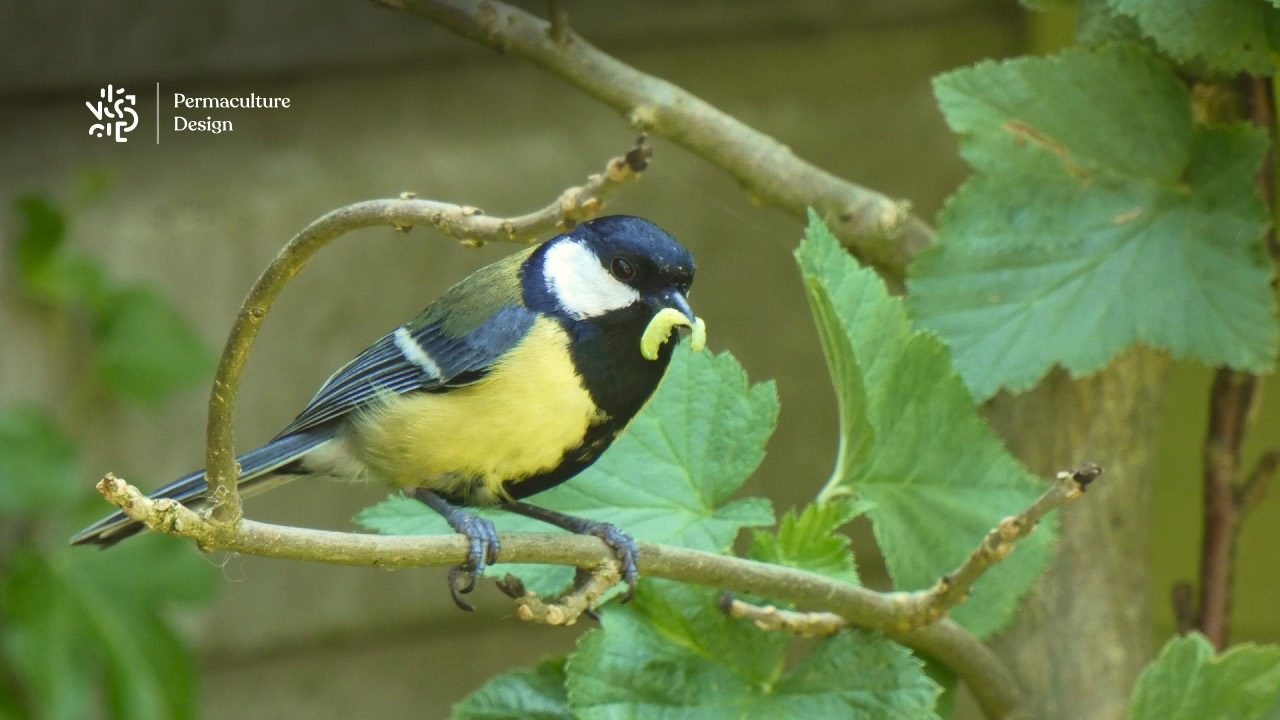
894, 463, 1102, 630
719, 593, 847, 639
1172, 582, 1195, 635
1238, 450, 1280, 519
497, 567, 620, 626
200, 137, 649, 526
545, 0, 570, 46
95, 472, 1027, 719
1196, 356, 1260, 652
373, 0, 932, 281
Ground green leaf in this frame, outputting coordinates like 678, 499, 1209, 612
1130, 634, 1280, 720
771, 631, 940, 719
0, 407, 82, 515
749, 499, 868, 586
351, 494, 435, 535
2, 539, 216, 720
70, 532, 221, 607
453, 660, 573, 720
796, 213, 1053, 637
566, 581, 940, 719
13, 196, 65, 280
356, 346, 777, 594
10, 196, 110, 312
800, 223, 875, 498
912, 44, 1275, 400
1107, 0, 1280, 74
2, 550, 96, 720
0, 685, 26, 720
93, 288, 215, 404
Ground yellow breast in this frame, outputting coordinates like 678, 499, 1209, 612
347, 317, 603, 504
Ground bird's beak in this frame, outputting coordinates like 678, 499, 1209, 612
640, 288, 707, 361
653, 288, 696, 324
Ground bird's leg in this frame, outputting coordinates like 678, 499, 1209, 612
410, 488, 500, 612
500, 501, 639, 602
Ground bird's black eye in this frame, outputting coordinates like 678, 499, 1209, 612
610, 256, 635, 281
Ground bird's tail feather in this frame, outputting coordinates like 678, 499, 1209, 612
70, 429, 333, 548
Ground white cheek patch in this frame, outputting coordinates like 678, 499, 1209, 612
543, 239, 640, 319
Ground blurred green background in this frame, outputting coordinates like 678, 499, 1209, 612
1, 1, 1276, 718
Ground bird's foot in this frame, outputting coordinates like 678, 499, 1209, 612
442, 510, 500, 611
582, 521, 639, 603
499, 501, 640, 604
411, 489, 500, 612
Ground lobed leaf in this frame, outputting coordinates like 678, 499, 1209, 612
1130, 634, 1280, 720
564, 581, 940, 720
749, 499, 867, 586
912, 44, 1275, 400
797, 212, 1053, 637
1107, 0, 1280, 75
452, 660, 573, 720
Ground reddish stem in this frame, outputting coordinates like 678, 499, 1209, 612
1198, 370, 1255, 648
1192, 76, 1279, 649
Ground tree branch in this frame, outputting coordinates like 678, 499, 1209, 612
373, 0, 934, 281
96, 472, 1027, 719
1187, 76, 1278, 650
1197, 367, 1256, 649
716, 466, 1100, 658
898, 463, 1101, 627
200, 137, 649, 527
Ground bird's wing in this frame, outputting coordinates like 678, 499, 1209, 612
275, 304, 537, 437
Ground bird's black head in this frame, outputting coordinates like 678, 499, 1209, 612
526, 215, 697, 325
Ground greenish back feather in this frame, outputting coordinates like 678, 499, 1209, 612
416, 245, 535, 338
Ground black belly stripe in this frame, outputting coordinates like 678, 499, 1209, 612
501, 419, 623, 500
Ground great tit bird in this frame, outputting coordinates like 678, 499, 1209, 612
72, 215, 703, 609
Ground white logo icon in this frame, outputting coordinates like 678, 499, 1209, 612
86, 85, 138, 142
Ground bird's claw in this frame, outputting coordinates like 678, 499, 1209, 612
586, 522, 638, 603
444, 512, 500, 612
448, 567, 478, 612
